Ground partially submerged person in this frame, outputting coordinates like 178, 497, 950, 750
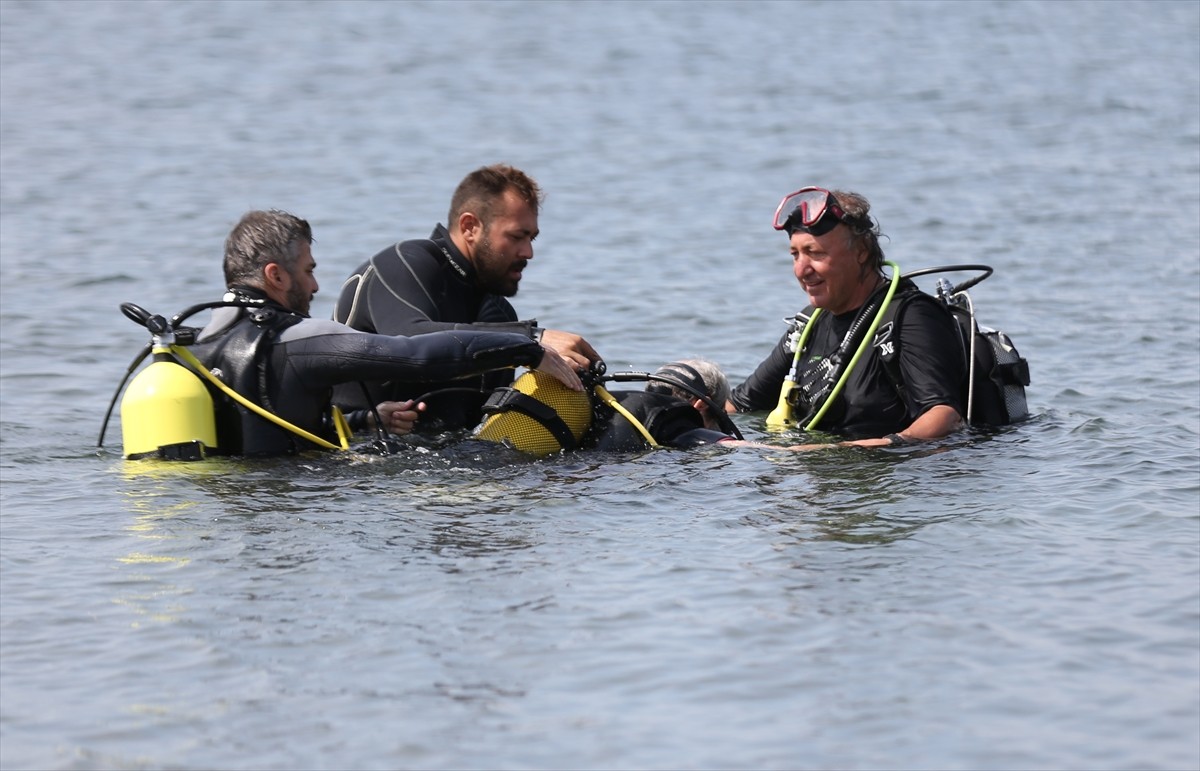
186, 209, 580, 457
476, 359, 743, 456
588, 360, 737, 451
333, 164, 600, 432
727, 187, 967, 448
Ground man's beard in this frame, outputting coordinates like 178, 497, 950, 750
286, 283, 311, 316
474, 234, 524, 298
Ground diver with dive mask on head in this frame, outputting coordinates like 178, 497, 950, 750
729, 186, 967, 448
727, 186, 1028, 449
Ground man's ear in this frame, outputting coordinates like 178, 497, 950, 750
458, 211, 482, 246
263, 262, 288, 289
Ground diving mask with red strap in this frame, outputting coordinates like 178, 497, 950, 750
772, 186, 860, 237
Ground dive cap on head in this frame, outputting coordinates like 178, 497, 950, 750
773, 186, 856, 237
476, 370, 593, 457
645, 360, 742, 440
647, 362, 708, 399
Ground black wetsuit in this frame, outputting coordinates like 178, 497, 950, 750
191, 290, 546, 457
730, 281, 966, 438
587, 391, 730, 452
332, 224, 538, 431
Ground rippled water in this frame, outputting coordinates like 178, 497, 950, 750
2, 1, 1198, 769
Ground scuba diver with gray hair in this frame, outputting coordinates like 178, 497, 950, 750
475, 358, 745, 456
105, 209, 581, 459
728, 186, 969, 448
587, 359, 736, 451
475, 188, 1028, 460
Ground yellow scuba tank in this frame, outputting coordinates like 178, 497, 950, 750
121, 347, 217, 460
106, 301, 351, 460
117, 296, 221, 463
477, 369, 593, 457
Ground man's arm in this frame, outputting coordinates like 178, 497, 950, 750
279, 319, 582, 391
833, 404, 962, 447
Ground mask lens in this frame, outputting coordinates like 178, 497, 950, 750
773, 188, 831, 231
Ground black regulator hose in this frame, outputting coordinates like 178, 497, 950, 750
97, 342, 152, 448
98, 303, 162, 447
902, 264, 993, 294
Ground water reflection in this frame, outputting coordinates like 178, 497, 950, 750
114, 468, 214, 626
741, 442, 971, 545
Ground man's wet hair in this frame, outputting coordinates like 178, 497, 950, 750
223, 209, 313, 288
830, 189, 886, 272
448, 164, 544, 226
651, 359, 731, 410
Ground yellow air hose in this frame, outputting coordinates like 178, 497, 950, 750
765, 307, 823, 428
170, 345, 349, 452
804, 262, 900, 430
592, 385, 660, 448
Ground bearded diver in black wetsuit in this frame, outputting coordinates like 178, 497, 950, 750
187, 209, 582, 457
333, 164, 600, 432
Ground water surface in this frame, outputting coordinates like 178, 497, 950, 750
1, 2, 1198, 769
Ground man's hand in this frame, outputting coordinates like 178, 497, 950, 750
539, 329, 600, 370
373, 399, 425, 436
533, 346, 584, 391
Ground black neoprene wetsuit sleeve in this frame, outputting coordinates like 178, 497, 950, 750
890, 298, 966, 419
273, 319, 545, 393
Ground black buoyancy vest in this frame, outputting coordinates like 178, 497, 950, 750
870, 289, 1030, 427
190, 307, 309, 456
587, 391, 705, 452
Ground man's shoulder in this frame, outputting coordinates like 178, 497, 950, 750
376, 229, 468, 280
367, 235, 444, 268
671, 427, 731, 448
885, 286, 967, 372
277, 316, 358, 343
888, 285, 954, 330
